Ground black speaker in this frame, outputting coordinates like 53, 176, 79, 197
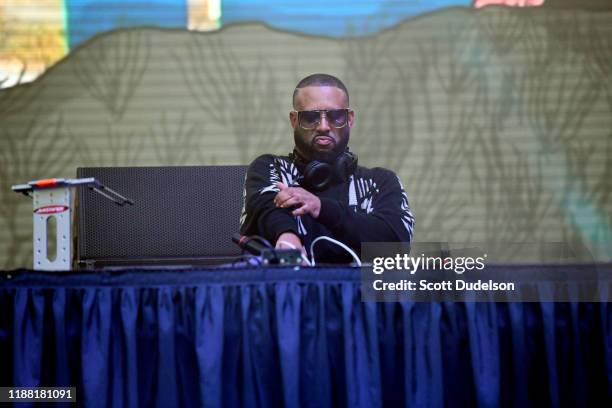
76, 166, 247, 269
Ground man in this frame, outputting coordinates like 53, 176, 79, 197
240, 73, 414, 263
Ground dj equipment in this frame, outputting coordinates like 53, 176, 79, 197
232, 233, 302, 265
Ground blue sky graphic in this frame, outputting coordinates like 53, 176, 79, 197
66, 0, 471, 49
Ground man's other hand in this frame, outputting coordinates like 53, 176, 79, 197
274, 182, 321, 218
275, 232, 307, 260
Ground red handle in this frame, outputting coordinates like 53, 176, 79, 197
33, 178, 59, 188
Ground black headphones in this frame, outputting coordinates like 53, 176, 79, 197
289, 149, 358, 191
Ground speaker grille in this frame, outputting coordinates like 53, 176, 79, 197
77, 166, 247, 265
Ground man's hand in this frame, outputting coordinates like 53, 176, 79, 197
275, 232, 308, 261
273, 182, 321, 218
276, 232, 302, 250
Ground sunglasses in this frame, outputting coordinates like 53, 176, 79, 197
292, 109, 351, 130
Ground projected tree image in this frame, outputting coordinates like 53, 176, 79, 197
0, 5, 610, 267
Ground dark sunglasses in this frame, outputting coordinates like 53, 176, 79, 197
292, 109, 351, 130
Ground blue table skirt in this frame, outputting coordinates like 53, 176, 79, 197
0, 266, 610, 407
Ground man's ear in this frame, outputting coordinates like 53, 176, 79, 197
289, 111, 298, 129
348, 109, 355, 128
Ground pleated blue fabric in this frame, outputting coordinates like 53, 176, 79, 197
0, 267, 609, 407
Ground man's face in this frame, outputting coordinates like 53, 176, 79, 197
290, 86, 354, 163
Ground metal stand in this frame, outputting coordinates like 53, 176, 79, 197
12, 178, 133, 271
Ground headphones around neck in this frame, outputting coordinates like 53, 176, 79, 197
289, 149, 358, 191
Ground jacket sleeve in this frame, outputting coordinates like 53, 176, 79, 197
316, 168, 415, 249
239, 155, 300, 244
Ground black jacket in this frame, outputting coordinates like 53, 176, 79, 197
240, 154, 415, 264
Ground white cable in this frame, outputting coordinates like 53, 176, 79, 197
300, 254, 313, 266
277, 240, 312, 266
309, 236, 362, 267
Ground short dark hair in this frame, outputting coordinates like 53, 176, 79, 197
292, 73, 349, 108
